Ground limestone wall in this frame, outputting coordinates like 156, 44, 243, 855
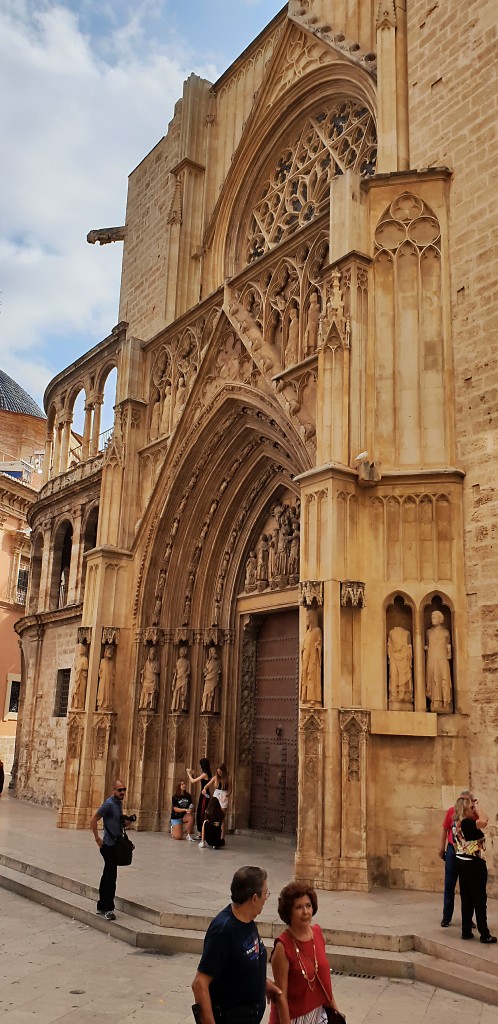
17, 618, 77, 806
118, 120, 181, 340
407, 0, 498, 874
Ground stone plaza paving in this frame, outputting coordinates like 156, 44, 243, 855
0, 791, 497, 1017
2, 888, 498, 1024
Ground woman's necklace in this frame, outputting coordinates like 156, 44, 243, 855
289, 927, 318, 990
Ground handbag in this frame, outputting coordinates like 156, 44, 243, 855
313, 969, 346, 1024
295, 942, 346, 1024
114, 832, 135, 866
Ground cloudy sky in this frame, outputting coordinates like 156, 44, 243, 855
0, 0, 283, 419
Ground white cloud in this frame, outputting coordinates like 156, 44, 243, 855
0, 2, 218, 406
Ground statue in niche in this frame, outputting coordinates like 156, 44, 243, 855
97, 644, 115, 711
425, 610, 453, 712
387, 627, 413, 707
300, 607, 322, 705
201, 645, 221, 714
286, 307, 299, 366
152, 569, 166, 626
244, 550, 257, 590
174, 376, 187, 423
139, 647, 160, 711
256, 534, 270, 587
71, 641, 89, 710
149, 396, 161, 441
160, 384, 172, 435
171, 645, 190, 713
304, 291, 320, 355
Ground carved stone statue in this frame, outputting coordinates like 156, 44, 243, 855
275, 521, 291, 578
151, 569, 166, 626
286, 307, 299, 366
174, 376, 187, 423
300, 608, 322, 704
288, 526, 300, 577
269, 527, 279, 582
71, 641, 89, 710
171, 645, 190, 713
256, 534, 270, 587
304, 291, 320, 355
97, 644, 115, 711
244, 550, 257, 591
149, 397, 161, 441
139, 647, 160, 711
425, 610, 452, 712
160, 384, 172, 435
201, 644, 221, 714
387, 626, 413, 708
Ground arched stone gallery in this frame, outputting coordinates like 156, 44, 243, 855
14, 0, 498, 894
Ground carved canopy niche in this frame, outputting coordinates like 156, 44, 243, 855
242, 100, 377, 267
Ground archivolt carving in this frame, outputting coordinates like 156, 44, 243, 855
147, 304, 223, 443
239, 617, 261, 766
248, 99, 376, 262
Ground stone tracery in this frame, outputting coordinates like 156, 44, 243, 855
247, 101, 376, 263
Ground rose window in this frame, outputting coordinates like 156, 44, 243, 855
246, 100, 377, 263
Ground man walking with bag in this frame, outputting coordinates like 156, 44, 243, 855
90, 779, 128, 921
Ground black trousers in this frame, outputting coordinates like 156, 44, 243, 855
457, 857, 490, 938
97, 844, 118, 912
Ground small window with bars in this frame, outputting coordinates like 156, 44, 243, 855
54, 669, 71, 718
16, 558, 29, 605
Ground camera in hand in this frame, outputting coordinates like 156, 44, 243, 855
121, 813, 137, 825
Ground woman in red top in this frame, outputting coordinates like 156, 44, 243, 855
270, 882, 343, 1024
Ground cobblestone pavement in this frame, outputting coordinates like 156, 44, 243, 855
2, 890, 498, 1024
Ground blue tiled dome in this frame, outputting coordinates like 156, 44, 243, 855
0, 369, 45, 419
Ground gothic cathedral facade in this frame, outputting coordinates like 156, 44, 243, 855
15, 0, 498, 893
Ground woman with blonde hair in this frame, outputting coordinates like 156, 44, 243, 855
454, 794, 496, 943
270, 882, 344, 1024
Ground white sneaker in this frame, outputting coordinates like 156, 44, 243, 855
198, 841, 206, 848
104, 911, 116, 921
186, 834, 197, 842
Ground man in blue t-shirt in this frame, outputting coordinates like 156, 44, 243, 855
192, 866, 281, 1024
90, 779, 126, 921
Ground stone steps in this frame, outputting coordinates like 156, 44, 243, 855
0, 857, 497, 1006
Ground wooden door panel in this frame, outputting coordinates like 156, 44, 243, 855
250, 610, 298, 834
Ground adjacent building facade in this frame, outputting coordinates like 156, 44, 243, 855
14, 0, 498, 893
0, 370, 46, 769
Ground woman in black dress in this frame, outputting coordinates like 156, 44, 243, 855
187, 758, 212, 836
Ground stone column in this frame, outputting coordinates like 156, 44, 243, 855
41, 429, 54, 485
37, 521, 53, 613
52, 421, 63, 477
82, 404, 93, 460
90, 399, 103, 456
59, 416, 73, 474
66, 505, 83, 606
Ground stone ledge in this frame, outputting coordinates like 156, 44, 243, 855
370, 710, 438, 736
